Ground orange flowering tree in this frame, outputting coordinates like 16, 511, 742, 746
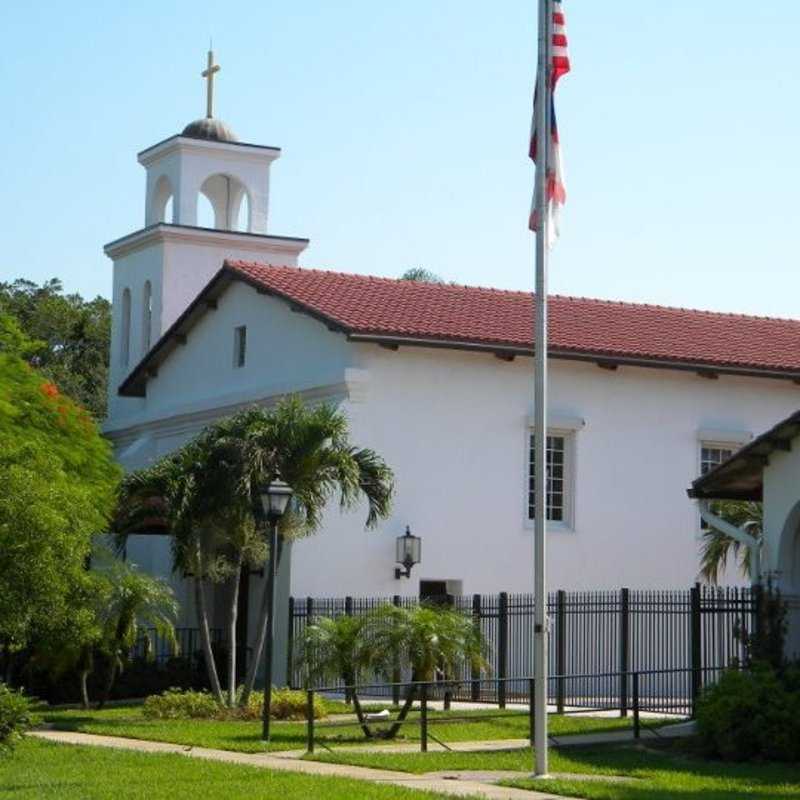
0, 323, 120, 666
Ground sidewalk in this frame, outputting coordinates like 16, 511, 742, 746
31, 729, 582, 800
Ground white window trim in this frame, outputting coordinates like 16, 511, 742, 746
695, 428, 752, 447
524, 421, 581, 533
696, 433, 751, 536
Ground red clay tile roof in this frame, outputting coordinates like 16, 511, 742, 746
226, 260, 800, 375
119, 260, 800, 397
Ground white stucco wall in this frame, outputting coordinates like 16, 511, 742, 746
763, 446, 800, 588
106, 230, 308, 424
289, 346, 800, 595
108, 278, 800, 598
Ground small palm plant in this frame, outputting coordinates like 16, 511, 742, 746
296, 615, 375, 736
94, 555, 179, 708
700, 500, 763, 584
369, 604, 488, 739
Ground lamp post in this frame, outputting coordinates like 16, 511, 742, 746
394, 526, 421, 579
259, 479, 293, 741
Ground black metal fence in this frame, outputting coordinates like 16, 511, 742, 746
131, 627, 223, 666
288, 586, 763, 715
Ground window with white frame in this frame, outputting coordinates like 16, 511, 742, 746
700, 443, 734, 476
527, 432, 571, 525
699, 442, 735, 529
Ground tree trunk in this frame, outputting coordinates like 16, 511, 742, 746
240, 535, 283, 705
195, 575, 224, 703
349, 693, 375, 739
3, 649, 15, 686
80, 669, 91, 710
382, 685, 417, 740
97, 656, 117, 709
226, 554, 244, 707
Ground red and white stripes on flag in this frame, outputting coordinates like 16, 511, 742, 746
529, 0, 570, 239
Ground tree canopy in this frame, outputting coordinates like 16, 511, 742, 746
0, 278, 111, 419
0, 323, 120, 653
117, 397, 395, 706
399, 268, 444, 283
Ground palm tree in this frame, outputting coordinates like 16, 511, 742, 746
699, 500, 763, 584
295, 615, 374, 736
116, 397, 394, 708
368, 604, 488, 739
93, 554, 179, 708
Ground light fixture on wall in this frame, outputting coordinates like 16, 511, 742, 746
395, 525, 421, 579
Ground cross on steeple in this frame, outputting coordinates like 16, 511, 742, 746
201, 49, 221, 119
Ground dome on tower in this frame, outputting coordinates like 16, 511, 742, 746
181, 117, 239, 143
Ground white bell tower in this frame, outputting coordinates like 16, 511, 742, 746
105, 51, 308, 423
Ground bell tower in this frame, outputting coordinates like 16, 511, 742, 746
105, 51, 309, 423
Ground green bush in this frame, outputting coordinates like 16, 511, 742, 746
696, 664, 800, 761
267, 687, 326, 721
142, 688, 218, 719
0, 683, 31, 752
142, 687, 326, 721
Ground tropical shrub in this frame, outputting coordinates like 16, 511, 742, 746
267, 687, 326, 721
696, 663, 800, 761
0, 683, 31, 752
143, 688, 219, 719
142, 687, 326, 720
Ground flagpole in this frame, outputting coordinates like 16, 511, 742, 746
533, 0, 552, 778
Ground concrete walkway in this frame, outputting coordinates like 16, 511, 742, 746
30, 729, 581, 800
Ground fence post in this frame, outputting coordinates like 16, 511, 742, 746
286, 596, 295, 689
556, 589, 566, 713
619, 587, 630, 717
392, 595, 401, 707
498, 592, 508, 709
528, 678, 535, 745
344, 596, 354, 704
420, 683, 428, 753
690, 584, 702, 717
632, 672, 640, 740
471, 594, 482, 701
306, 690, 315, 753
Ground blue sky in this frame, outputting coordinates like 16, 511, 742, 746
2, 1, 798, 317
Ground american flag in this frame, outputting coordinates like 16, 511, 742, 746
529, 0, 570, 237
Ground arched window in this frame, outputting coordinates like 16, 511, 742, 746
152, 175, 174, 223
197, 192, 216, 229
236, 191, 250, 232
142, 281, 153, 353
121, 288, 131, 367
199, 173, 249, 231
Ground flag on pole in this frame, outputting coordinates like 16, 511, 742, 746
528, 0, 570, 238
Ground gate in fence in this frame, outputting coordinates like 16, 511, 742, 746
287, 586, 761, 716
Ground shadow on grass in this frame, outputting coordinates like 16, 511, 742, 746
503, 743, 800, 800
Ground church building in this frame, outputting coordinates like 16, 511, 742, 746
105, 55, 800, 680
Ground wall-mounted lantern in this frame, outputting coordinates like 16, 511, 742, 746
395, 525, 421, 579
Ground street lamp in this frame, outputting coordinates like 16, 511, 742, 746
394, 526, 421, 579
259, 479, 293, 741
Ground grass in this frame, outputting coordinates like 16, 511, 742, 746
307, 742, 800, 800
0, 738, 458, 799
42, 704, 639, 753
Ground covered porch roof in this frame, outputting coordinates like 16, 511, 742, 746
688, 410, 800, 501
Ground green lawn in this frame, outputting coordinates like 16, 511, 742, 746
0, 738, 460, 800
42, 704, 638, 753
307, 743, 800, 800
